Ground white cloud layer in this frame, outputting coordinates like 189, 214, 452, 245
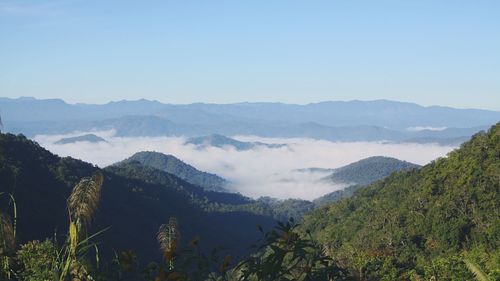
406, 126, 448, 132
34, 131, 457, 200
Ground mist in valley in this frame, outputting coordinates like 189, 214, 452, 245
34, 131, 457, 200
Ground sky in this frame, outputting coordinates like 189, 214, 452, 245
1, 0, 499, 109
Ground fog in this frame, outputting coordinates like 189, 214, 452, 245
406, 126, 447, 132
34, 131, 457, 200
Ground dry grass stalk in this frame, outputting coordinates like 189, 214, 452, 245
68, 172, 104, 227
0, 212, 15, 255
157, 217, 180, 267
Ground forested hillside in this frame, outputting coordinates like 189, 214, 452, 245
1, 124, 499, 280
117, 151, 228, 192
314, 156, 420, 206
301, 123, 500, 280
0, 134, 275, 264
323, 156, 420, 186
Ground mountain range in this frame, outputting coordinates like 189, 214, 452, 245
1, 97, 498, 144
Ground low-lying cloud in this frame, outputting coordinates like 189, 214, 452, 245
34, 131, 457, 200
406, 126, 448, 132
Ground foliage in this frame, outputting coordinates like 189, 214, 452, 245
0, 192, 17, 279
324, 156, 420, 186
463, 258, 490, 281
0, 211, 16, 278
0, 170, 105, 281
0, 133, 275, 265
301, 123, 500, 279
14, 240, 58, 281
237, 219, 349, 281
118, 151, 228, 192
59, 172, 105, 280
1, 123, 499, 279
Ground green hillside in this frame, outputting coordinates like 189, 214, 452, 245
301, 123, 500, 280
0, 134, 275, 266
117, 151, 228, 192
323, 156, 420, 186
314, 156, 420, 206
1, 123, 499, 280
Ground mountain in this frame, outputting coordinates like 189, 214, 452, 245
3, 98, 498, 128
55, 133, 107, 144
323, 156, 420, 186
1, 97, 498, 143
185, 134, 287, 151
180, 100, 500, 130
0, 133, 275, 264
117, 151, 228, 192
262, 157, 422, 218
294, 157, 421, 207
301, 123, 500, 279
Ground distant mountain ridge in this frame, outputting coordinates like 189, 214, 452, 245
1, 97, 498, 144
55, 133, 107, 144
116, 151, 228, 192
185, 134, 287, 151
323, 156, 420, 186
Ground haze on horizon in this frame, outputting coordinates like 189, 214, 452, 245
1, 0, 499, 110
5, 96, 500, 112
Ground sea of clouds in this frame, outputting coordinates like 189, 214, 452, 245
34, 130, 457, 200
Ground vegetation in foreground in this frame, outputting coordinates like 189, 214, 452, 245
0, 176, 347, 280
0, 123, 499, 280
301, 123, 500, 280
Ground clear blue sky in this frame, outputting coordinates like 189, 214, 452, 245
1, 0, 499, 109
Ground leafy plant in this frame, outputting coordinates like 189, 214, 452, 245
237, 218, 347, 281
463, 259, 490, 281
1, 171, 107, 280
15, 240, 58, 281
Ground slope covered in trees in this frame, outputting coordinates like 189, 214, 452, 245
301, 123, 500, 280
323, 156, 420, 186
0, 134, 275, 265
117, 151, 228, 192
224, 156, 422, 220
314, 156, 420, 206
